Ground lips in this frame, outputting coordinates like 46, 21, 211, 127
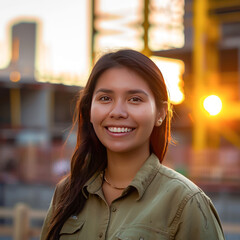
107, 127, 134, 133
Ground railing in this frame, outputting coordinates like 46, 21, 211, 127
0, 203, 240, 239
0, 203, 47, 240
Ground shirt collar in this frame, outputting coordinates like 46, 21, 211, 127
129, 153, 161, 200
82, 153, 161, 200
82, 171, 103, 199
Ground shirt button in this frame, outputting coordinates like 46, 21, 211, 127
112, 206, 117, 212
99, 232, 103, 238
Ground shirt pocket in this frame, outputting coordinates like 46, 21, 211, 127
115, 224, 168, 240
59, 216, 85, 240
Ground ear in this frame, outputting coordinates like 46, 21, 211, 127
155, 101, 168, 127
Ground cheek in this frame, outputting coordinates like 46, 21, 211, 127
135, 104, 157, 124
90, 103, 105, 125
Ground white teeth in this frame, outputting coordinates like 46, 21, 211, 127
108, 127, 133, 133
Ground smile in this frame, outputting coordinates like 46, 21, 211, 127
107, 127, 134, 133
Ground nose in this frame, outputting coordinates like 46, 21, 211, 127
109, 100, 128, 119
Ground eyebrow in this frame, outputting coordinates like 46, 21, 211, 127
95, 88, 149, 97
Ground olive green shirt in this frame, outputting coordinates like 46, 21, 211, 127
41, 154, 225, 240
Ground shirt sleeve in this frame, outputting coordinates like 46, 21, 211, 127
40, 177, 69, 240
40, 182, 62, 240
174, 192, 225, 240
40, 197, 54, 240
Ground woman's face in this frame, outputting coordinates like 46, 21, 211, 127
90, 67, 161, 156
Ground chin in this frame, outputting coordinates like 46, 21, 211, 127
106, 148, 130, 154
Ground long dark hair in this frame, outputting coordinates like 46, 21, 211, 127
46, 49, 172, 239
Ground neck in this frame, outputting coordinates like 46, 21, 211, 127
105, 147, 150, 185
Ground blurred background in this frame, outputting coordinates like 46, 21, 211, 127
0, 0, 240, 239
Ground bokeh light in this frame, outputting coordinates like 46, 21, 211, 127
150, 56, 185, 104
203, 95, 222, 116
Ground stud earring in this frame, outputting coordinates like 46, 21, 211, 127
157, 118, 163, 126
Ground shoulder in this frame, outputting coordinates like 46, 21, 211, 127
40, 176, 70, 240
153, 165, 225, 237
52, 176, 70, 208
152, 164, 209, 212
146, 154, 201, 198
56, 175, 69, 190
157, 164, 202, 195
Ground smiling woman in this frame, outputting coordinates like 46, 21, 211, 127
90, 67, 160, 160
40, 49, 225, 240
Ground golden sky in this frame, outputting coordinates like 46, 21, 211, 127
0, 0, 90, 81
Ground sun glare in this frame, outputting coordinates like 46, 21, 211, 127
203, 95, 222, 116
150, 56, 185, 105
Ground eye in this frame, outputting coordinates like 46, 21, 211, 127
129, 96, 143, 103
99, 96, 111, 102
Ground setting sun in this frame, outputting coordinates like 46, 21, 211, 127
203, 95, 222, 116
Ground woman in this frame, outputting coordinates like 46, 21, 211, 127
41, 49, 225, 239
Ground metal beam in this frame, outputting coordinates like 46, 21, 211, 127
142, 0, 151, 56
209, 0, 240, 11
193, 0, 208, 150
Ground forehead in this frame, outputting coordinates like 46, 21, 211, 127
94, 67, 152, 93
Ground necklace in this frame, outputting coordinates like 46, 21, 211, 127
104, 174, 127, 190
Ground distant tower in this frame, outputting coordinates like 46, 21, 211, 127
0, 21, 37, 82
